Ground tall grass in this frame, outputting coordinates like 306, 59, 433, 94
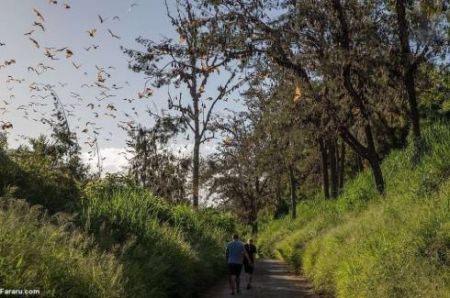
258, 122, 450, 297
0, 199, 124, 297
80, 179, 235, 298
0, 174, 236, 298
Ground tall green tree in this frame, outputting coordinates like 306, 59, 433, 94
206, 110, 272, 233
125, 0, 244, 208
205, 0, 388, 193
127, 115, 190, 203
392, 0, 448, 142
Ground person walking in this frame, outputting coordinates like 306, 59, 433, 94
226, 234, 251, 295
243, 239, 257, 289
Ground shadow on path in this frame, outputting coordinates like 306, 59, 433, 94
201, 259, 320, 298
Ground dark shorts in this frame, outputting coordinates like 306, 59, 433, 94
228, 263, 243, 276
244, 261, 254, 274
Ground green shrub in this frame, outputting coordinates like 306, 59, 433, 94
0, 147, 81, 214
0, 199, 124, 298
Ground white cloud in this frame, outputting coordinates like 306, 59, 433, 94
82, 142, 217, 176
82, 147, 131, 175
168, 141, 218, 158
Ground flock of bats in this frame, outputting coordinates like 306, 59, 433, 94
0, 1, 156, 163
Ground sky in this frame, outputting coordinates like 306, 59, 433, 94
0, 0, 236, 173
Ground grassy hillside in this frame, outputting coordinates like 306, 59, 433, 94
0, 199, 124, 297
0, 175, 235, 298
258, 123, 450, 297
0, 145, 80, 214
80, 178, 235, 298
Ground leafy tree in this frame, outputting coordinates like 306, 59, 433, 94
0, 135, 81, 213
391, 0, 449, 140
0, 87, 86, 213
203, 0, 447, 194
203, 0, 380, 193
419, 65, 450, 119
124, 0, 245, 208
126, 115, 190, 203
246, 74, 309, 217
206, 111, 271, 234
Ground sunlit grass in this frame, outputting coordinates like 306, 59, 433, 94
0, 199, 124, 298
0, 175, 236, 298
80, 179, 235, 297
258, 122, 450, 297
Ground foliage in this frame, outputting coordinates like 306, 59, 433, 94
80, 178, 236, 297
0, 137, 81, 214
205, 110, 273, 232
0, 199, 124, 298
0, 1, 449, 297
420, 66, 450, 119
205, 0, 449, 195
124, 0, 245, 207
0, 157, 237, 298
257, 122, 450, 297
0, 89, 87, 213
127, 120, 190, 203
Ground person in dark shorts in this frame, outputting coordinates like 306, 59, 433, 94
243, 239, 257, 289
226, 234, 251, 295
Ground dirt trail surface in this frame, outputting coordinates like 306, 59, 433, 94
202, 259, 320, 298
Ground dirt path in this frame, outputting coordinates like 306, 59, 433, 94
201, 259, 319, 298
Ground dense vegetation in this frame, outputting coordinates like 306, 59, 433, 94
81, 178, 234, 297
0, 138, 235, 297
0, 0, 449, 297
258, 123, 450, 297
0, 199, 124, 298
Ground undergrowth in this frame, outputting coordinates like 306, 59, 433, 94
0, 176, 235, 298
258, 122, 450, 297
0, 199, 124, 297
80, 178, 235, 298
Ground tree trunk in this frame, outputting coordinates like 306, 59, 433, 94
142, 136, 148, 188
329, 138, 339, 199
249, 201, 258, 235
251, 220, 258, 235
318, 138, 330, 199
276, 178, 282, 207
356, 154, 363, 172
251, 178, 259, 235
338, 124, 385, 194
341, 124, 385, 193
368, 153, 385, 193
395, 0, 421, 139
364, 125, 385, 194
332, 0, 385, 194
288, 164, 297, 219
335, 138, 340, 185
192, 91, 201, 209
192, 137, 200, 209
339, 140, 346, 189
